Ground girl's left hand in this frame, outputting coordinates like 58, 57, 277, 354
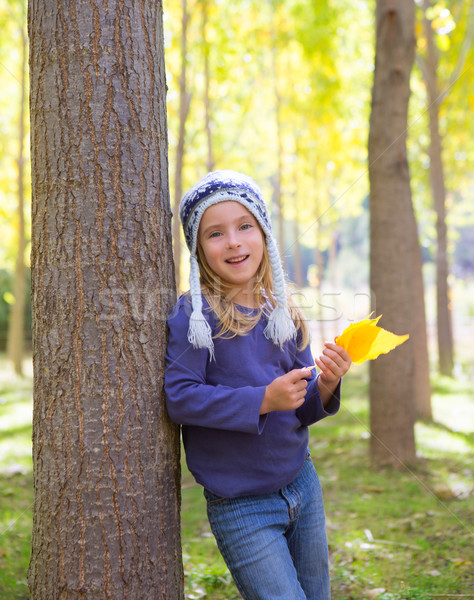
314, 342, 352, 384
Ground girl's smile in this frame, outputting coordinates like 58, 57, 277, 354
198, 201, 265, 305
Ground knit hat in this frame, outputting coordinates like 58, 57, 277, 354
180, 169, 296, 358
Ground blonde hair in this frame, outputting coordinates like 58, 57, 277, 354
196, 239, 310, 351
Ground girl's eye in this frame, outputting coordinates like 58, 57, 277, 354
209, 231, 221, 238
240, 223, 252, 231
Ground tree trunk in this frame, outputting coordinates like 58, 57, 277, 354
7, 23, 27, 376
271, 43, 285, 267
422, 0, 454, 376
292, 212, 304, 288
411, 214, 432, 420
173, 0, 191, 292
28, 1, 183, 598
368, 0, 417, 467
292, 165, 304, 287
314, 243, 327, 344
202, 0, 214, 172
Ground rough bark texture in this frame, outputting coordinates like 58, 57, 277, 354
368, 0, 417, 467
28, 1, 183, 598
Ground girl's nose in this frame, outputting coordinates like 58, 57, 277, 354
227, 233, 241, 248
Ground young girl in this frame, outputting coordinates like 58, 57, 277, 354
165, 170, 351, 600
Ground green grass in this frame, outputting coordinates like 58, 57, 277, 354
0, 355, 472, 599
0, 357, 33, 600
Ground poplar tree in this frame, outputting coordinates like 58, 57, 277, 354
28, 1, 183, 597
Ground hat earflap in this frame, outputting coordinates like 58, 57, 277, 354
263, 236, 297, 347
187, 254, 215, 360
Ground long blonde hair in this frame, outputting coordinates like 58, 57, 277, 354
196, 239, 310, 350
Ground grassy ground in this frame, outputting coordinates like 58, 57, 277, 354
0, 355, 472, 600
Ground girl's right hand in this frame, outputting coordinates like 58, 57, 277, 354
260, 368, 312, 415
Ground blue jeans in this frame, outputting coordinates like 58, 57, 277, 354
204, 454, 330, 599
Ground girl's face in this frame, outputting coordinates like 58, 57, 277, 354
198, 201, 265, 304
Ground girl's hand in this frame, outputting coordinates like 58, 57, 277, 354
260, 368, 312, 415
315, 342, 352, 384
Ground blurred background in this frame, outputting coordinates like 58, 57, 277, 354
0, 0, 473, 598
1, 0, 473, 374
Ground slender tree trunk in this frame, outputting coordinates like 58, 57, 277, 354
411, 213, 432, 420
422, 0, 454, 376
368, 0, 417, 467
7, 24, 27, 376
292, 214, 304, 288
202, 0, 214, 172
173, 0, 191, 291
314, 243, 327, 343
292, 165, 304, 287
312, 176, 327, 342
271, 43, 285, 267
28, 1, 183, 598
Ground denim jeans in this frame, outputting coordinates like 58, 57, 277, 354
204, 454, 330, 600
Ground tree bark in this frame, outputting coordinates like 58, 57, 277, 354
368, 0, 417, 467
422, 0, 454, 376
7, 23, 27, 376
28, 1, 183, 598
173, 0, 191, 292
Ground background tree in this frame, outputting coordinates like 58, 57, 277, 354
416, 0, 474, 376
1, 0, 29, 376
27, 0, 183, 597
368, 0, 417, 467
172, 0, 192, 291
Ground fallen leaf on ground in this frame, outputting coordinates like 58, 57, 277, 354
335, 314, 409, 364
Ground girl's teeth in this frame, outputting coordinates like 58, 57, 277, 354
228, 256, 247, 263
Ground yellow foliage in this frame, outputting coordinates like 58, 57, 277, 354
335, 314, 409, 365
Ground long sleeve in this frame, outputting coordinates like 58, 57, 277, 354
165, 297, 267, 434
163, 294, 341, 498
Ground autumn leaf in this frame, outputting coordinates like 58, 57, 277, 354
335, 314, 409, 364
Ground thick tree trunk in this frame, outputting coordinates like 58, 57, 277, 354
28, 1, 183, 598
368, 0, 417, 467
173, 0, 191, 292
422, 1, 454, 376
7, 24, 27, 376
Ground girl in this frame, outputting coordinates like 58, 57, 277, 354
165, 170, 352, 600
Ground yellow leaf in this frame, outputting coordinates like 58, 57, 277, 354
335, 314, 409, 364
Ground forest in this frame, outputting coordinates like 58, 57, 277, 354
0, 0, 473, 598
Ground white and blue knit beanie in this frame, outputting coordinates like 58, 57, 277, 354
180, 169, 297, 357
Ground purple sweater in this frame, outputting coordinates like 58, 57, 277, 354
164, 294, 340, 498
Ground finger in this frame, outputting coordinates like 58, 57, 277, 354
321, 350, 345, 372
324, 342, 351, 363
294, 379, 308, 393
290, 396, 306, 410
295, 387, 308, 401
322, 345, 351, 369
314, 355, 337, 379
288, 367, 313, 382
